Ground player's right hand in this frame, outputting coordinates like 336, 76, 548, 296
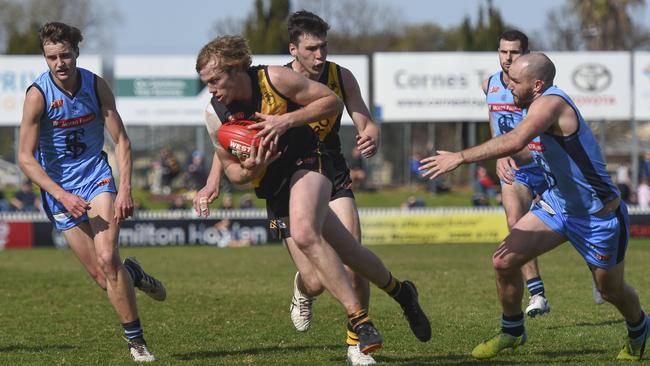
193, 185, 219, 217
60, 191, 91, 218
496, 157, 518, 185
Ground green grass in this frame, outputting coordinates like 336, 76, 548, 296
2, 241, 649, 365
132, 187, 481, 210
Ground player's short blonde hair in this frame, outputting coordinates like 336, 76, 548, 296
196, 36, 252, 73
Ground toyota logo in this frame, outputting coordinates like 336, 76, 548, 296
572, 63, 611, 93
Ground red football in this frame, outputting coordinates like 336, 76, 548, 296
217, 120, 259, 159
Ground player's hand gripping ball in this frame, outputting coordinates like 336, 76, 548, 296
217, 120, 259, 159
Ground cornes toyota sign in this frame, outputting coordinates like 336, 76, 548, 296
546, 52, 630, 120
373, 52, 496, 122
0, 55, 101, 126
373, 52, 631, 122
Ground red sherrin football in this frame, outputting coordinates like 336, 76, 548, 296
217, 120, 259, 159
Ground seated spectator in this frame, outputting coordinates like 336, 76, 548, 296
168, 195, 187, 210
239, 193, 255, 209
474, 165, 496, 199
348, 146, 366, 190
219, 193, 234, 210
11, 180, 40, 212
185, 150, 208, 191
152, 147, 180, 195
401, 195, 425, 209
638, 177, 650, 209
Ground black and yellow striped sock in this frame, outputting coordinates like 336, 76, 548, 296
380, 272, 403, 298
348, 308, 372, 330
346, 322, 359, 346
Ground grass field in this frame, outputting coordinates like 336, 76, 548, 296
1, 240, 650, 365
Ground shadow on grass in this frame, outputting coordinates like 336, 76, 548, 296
372, 353, 543, 366
0, 344, 75, 353
172, 343, 340, 361
546, 319, 620, 330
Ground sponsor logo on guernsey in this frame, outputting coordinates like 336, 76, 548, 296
52, 112, 96, 128
488, 104, 521, 112
528, 141, 545, 152
296, 156, 316, 166
96, 178, 112, 186
594, 253, 611, 262
489, 85, 500, 93
50, 99, 64, 108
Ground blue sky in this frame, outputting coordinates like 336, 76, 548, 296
110, 0, 649, 54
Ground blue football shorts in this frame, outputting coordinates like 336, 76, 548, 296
512, 165, 548, 197
532, 197, 629, 269
42, 175, 117, 231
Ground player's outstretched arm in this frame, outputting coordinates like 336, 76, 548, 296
341, 67, 379, 158
194, 107, 224, 216
18, 87, 90, 218
97, 76, 134, 222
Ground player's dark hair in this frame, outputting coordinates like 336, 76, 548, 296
499, 29, 529, 52
287, 10, 330, 44
39, 22, 83, 55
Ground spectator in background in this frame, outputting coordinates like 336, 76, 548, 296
219, 193, 235, 210
348, 146, 366, 190
168, 195, 187, 210
185, 150, 208, 191
151, 147, 180, 195
474, 165, 496, 199
642, 152, 650, 179
10, 180, 40, 212
616, 162, 632, 203
638, 177, 650, 209
472, 193, 490, 207
401, 195, 425, 209
0, 191, 10, 212
239, 193, 255, 210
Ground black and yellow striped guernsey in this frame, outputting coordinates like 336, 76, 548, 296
210, 65, 320, 199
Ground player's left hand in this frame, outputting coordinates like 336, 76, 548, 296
419, 151, 464, 180
114, 190, 134, 223
249, 112, 290, 147
356, 134, 377, 158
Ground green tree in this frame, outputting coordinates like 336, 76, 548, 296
243, 0, 291, 54
456, 0, 506, 51
545, 0, 649, 50
0, 0, 118, 54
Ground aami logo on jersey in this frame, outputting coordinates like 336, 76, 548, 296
52, 112, 96, 128
489, 85, 500, 93
488, 104, 521, 112
528, 141, 545, 152
50, 99, 64, 108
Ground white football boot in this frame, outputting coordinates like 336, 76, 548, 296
290, 272, 314, 332
525, 294, 550, 317
347, 344, 377, 365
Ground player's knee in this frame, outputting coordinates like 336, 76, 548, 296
96, 250, 120, 280
290, 226, 321, 250
598, 282, 627, 303
492, 254, 517, 272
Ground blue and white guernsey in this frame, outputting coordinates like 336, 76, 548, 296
30, 68, 111, 190
526, 86, 619, 216
486, 71, 539, 171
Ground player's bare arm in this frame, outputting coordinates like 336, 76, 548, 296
97, 76, 134, 222
18, 86, 90, 218
218, 138, 278, 185
419, 95, 563, 180
193, 108, 224, 216
341, 67, 379, 158
252, 65, 343, 145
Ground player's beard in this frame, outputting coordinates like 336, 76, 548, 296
513, 88, 534, 109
